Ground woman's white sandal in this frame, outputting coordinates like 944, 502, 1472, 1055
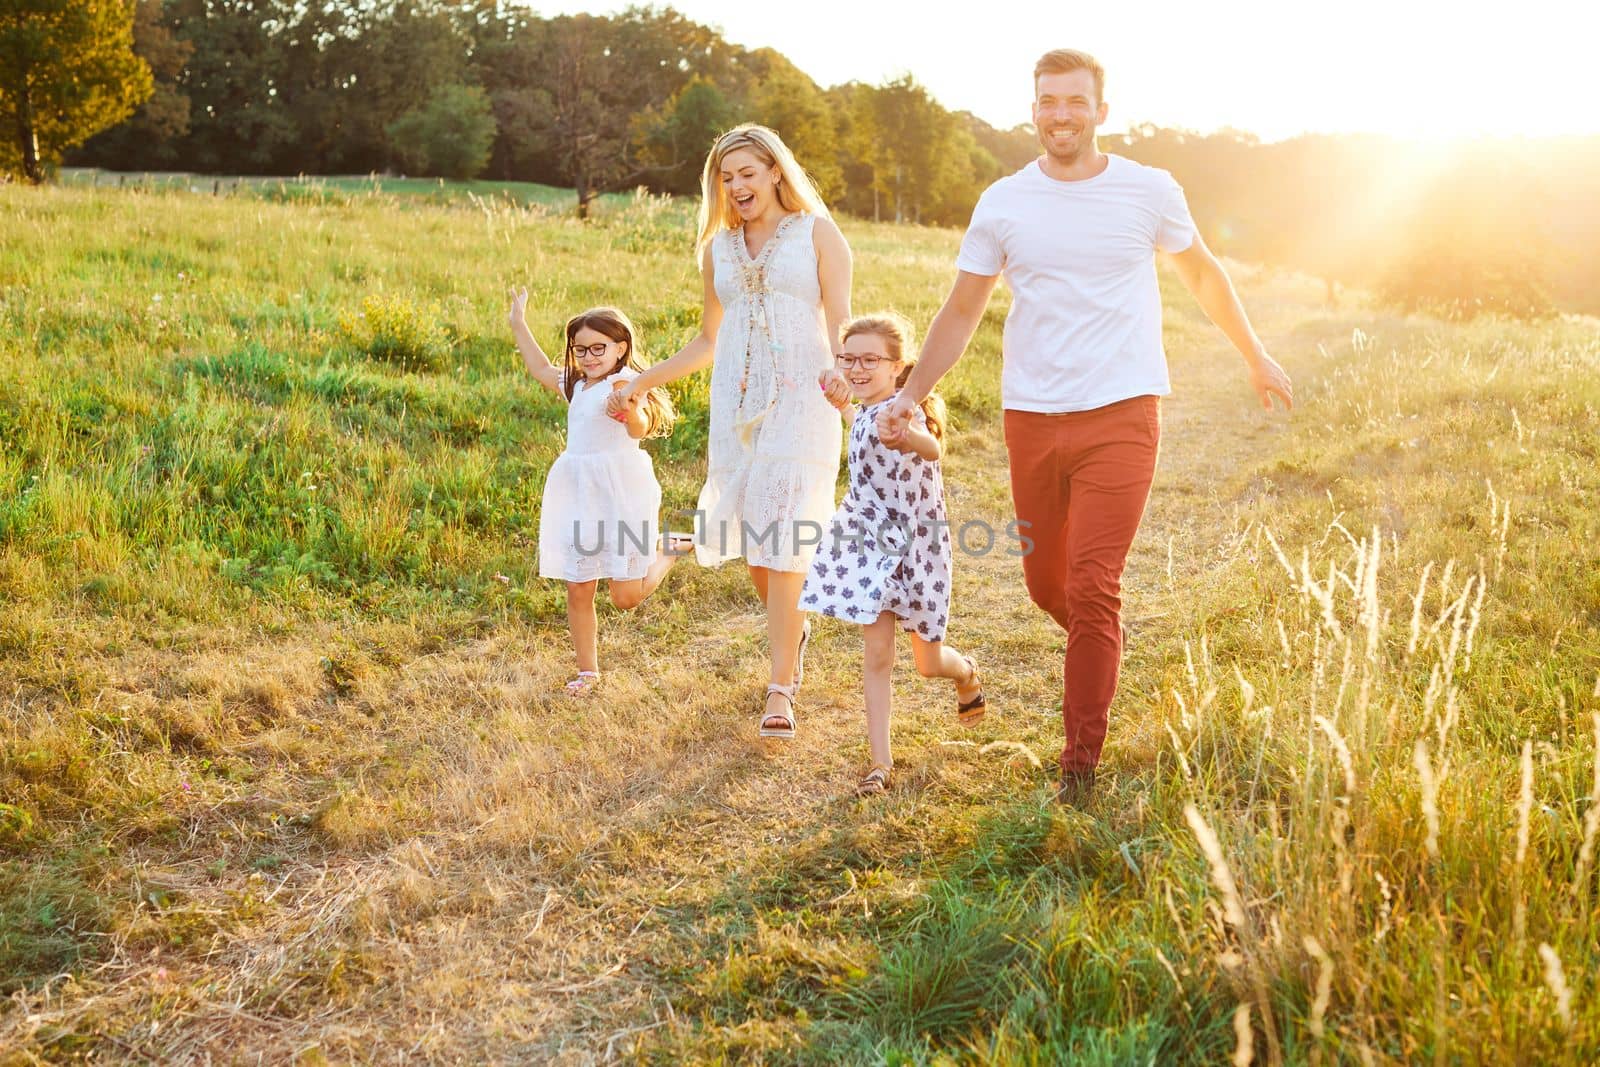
758, 681, 798, 739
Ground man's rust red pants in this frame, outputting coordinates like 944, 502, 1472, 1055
1004, 395, 1161, 774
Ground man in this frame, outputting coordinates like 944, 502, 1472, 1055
878, 48, 1293, 806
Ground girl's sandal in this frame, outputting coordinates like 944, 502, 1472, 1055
758, 682, 798, 739
955, 655, 986, 726
856, 763, 892, 797
564, 670, 600, 697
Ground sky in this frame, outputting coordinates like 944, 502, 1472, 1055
530, 0, 1595, 142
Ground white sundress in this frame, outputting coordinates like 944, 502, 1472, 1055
801, 401, 954, 641
694, 213, 843, 572
537, 368, 662, 582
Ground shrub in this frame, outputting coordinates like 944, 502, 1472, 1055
340, 293, 453, 372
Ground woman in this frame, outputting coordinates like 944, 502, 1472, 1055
610, 124, 852, 738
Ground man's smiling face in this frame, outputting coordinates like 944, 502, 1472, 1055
1033, 69, 1108, 165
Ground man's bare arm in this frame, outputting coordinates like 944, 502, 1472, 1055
898, 271, 1000, 403
1168, 237, 1293, 410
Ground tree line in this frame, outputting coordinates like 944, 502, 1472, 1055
35, 0, 1029, 226
7, 0, 1598, 316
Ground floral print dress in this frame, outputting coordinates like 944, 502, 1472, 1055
801, 400, 953, 641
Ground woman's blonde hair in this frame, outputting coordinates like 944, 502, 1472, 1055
695, 124, 831, 259
841, 313, 947, 443
563, 306, 676, 438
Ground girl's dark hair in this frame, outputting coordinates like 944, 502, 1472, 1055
841, 313, 947, 442
562, 307, 675, 437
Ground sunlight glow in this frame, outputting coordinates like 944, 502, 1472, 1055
531, 0, 1595, 142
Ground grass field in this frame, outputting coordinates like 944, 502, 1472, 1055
2, 178, 1599, 1063
55, 168, 618, 211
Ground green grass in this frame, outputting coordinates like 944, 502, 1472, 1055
56, 166, 623, 210
2, 179, 1598, 1062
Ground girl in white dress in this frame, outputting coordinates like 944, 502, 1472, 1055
511, 293, 690, 696
805, 314, 984, 796
610, 125, 853, 738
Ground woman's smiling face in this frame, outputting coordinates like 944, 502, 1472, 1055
720, 147, 781, 223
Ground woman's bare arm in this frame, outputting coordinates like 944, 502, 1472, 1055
813, 217, 854, 357
609, 246, 722, 413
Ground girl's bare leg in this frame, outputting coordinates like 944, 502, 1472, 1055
609, 541, 689, 610
567, 580, 600, 674
911, 636, 982, 704
760, 568, 807, 730
863, 613, 899, 768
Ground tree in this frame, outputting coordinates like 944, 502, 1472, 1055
471, 1, 549, 180
310, 0, 471, 174
745, 49, 841, 203
163, 0, 296, 172
72, 0, 193, 169
523, 13, 685, 218
964, 112, 1036, 173
386, 82, 495, 179
633, 75, 736, 195
864, 75, 966, 224
826, 82, 882, 219
0, 0, 152, 182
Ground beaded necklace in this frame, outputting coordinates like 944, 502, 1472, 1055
732, 212, 802, 397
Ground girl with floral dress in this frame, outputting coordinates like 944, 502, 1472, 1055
804, 314, 985, 795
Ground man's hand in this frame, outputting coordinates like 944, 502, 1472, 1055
1168, 239, 1293, 413
876, 392, 918, 445
1248, 351, 1294, 411
818, 368, 852, 410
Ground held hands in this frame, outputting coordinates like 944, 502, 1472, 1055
876, 391, 918, 448
607, 379, 641, 423
817, 368, 852, 411
1248, 350, 1294, 411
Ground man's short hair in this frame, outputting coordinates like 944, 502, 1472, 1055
1034, 49, 1106, 103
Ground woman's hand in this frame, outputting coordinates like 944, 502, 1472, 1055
508, 285, 530, 327
606, 378, 640, 420
818, 368, 852, 410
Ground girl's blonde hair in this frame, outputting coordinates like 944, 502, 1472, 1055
695, 124, 831, 259
563, 307, 676, 438
841, 313, 947, 443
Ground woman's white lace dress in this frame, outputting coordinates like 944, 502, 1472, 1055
694, 213, 842, 572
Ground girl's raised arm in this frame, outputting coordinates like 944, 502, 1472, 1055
609, 244, 722, 414
508, 286, 563, 396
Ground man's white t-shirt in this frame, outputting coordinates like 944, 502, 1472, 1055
956, 154, 1197, 413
